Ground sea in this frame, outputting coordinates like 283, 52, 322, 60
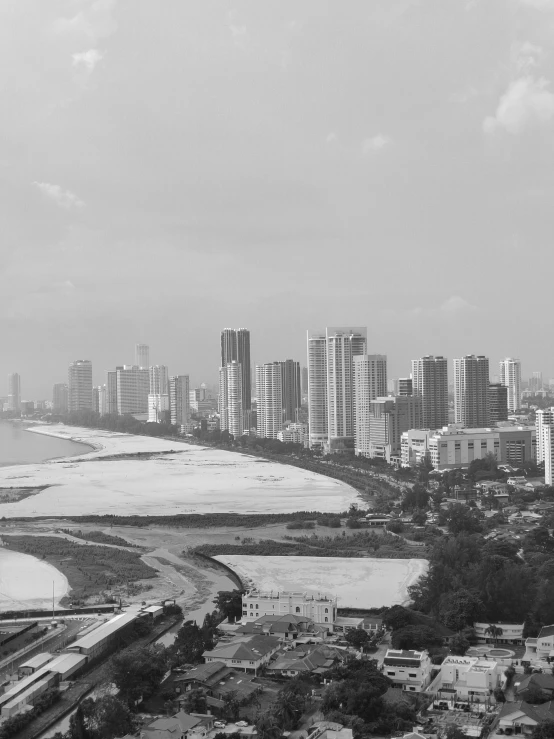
0, 422, 91, 467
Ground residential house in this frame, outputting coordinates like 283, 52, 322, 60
382, 649, 432, 693
174, 662, 260, 702
525, 625, 554, 661
473, 622, 525, 645
235, 614, 321, 641
140, 712, 214, 739
306, 723, 353, 739
202, 635, 280, 674
267, 644, 342, 678
495, 701, 554, 736
426, 655, 500, 703
515, 673, 554, 701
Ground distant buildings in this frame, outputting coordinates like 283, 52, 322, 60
536, 408, 554, 464
148, 365, 169, 423
242, 590, 337, 629
280, 359, 302, 423
425, 425, 535, 470
398, 377, 413, 396
353, 355, 387, 457
278, 422, 308, 446
134, 343, 149, 369
255, 360, 302, 439
149, 365, 168, 395
453, 355, 489, 427
542, 426, 554, 486
116, 365, 149, 417
500, 357, 522, 412
489, 383, 508, 423
68, 360, 93, 412
52, 383, 68, 414
169, 375, 190, 428
411, 356, 448, 429
221, 328, 251, 415
106, 370, 118, 415
301, 366, 308, 397
366, 395, 422, 462
7, 373, 21, 413
530, 371, 543, 393
219, 360, 243, 436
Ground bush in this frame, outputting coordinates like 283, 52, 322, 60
286, 521, 316, 530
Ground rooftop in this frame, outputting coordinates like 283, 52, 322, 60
67, 612, 137, 651
203, 635, 280, 662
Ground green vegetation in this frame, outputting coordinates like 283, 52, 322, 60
0, 688, 60, 739
111, 645, 167, 706
64, 696, 136, 739
213, 590, 244, 622
60, 529, 138, 547
2, 536, 156, 604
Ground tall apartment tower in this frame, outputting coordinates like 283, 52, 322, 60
353, 355, 388, 457
149, 365, 169, 395
219, 360, 243, 437
411, 356, 448, 430
281, 360, 301, 423
68, 360, 93, 412
536, 408, 554, 463
116, 365, 149, 415
52, 383, 69, 414
7, 373, 21, 412
543, 425, 554, 485
135, 344, 150, 369
307, 331, 328, 449
301, 366, 309, 397
488, 383, 508, 424
453, 355, 490, 427
499, 358, 522, 413
398, 378, 413, 396
367, 395, 422, 461
169, 375, 190, 427
106, 370, 119, 414
221, 328, 251, 412
256, 363, 283, 439
530, 371, 543, 393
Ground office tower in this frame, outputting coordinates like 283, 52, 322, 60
499, 358, 522, 413
543, 426, 554, 485
52, 383, 69, 414
366, 395, 422, 461
353, 355, 388, 457
387, 379, 399, 395
116, 365, 149, 415
68, 360, 93, 412
453, 355, 490, 427
530, 371, 543, 393
135, 344, 150, 369
398, 378, 413, 396
411, 356, 448, 429
92, 386, 99, 413
280, 359, 301, 423
149, 365, 169, 395
220, 328, 251, 412
301, 366, 308, 397
169, 375, 190, 427
7, 373, 21, 412
106, 370, 119, 414
256, 363, 284, 439
488, 383, 508, 424
97, 385, 107, 415
219, 361, 243, 436
307, 330, 328, 449
536, 408, 554, 463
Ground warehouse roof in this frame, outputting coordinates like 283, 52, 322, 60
47, 652, 87, 676
67, 612, 136, 651
19, 653, 52, 671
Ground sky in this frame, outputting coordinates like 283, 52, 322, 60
2, 0, 554, 398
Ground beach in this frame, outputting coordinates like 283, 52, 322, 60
0, 425, 360, 517
0, 548, 69, 610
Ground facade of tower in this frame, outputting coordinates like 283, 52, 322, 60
106, 370, 119, 414
52, 383, 68, 414
135, 344, 150, 369
398, 378, 413, 396
411, 356, 448, 430
307, 330, 328, 449
536, 408, 554, 463
219, 361, 243, 437
280, 360, 301, 423
301, 366, 308, 397
353, 355, 388, 457
453, 355, 490, 427
543, 425, 554, 485
499, 358, 522, 413
256, 363, 283, 439
488, 383, 508, 424
367, 395, 422, 461
116, 365, 149, 415
530, 371, 543, 393
149, 365, 169, 395
68, 360, 93, 412
220, 328, 251, 412
169, 375, 190, 427
7, 373, 21, 412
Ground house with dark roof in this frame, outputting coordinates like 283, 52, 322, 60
495, 701, 554, 735
202, 635, 280, 674
514, 673, 554, 700
525, 624, 554, 661
235, 614, 319, 640
140, 711, 214, 739
267, 645, 343, 678
173, 661, 260, 702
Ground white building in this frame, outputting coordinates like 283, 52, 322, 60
256, 362, 283, 439
401, 429, 433, 467
473, 622, 524, 645
219, 361, 243, 437
427, 425, 535, 470
453, 355, 490, 428
500, 357, 522, 413
536, 408, 554, 464
543, 425, 554, 486
429, 655, 500, 702
94, 384, 107, 415
278, 423, 308, 446
382, 649, 432, 693
7, 373, 21, 412
242, 590, 337, 629
411, 356, 448, 430
148, 393, 169, 423
307, 330, 328, 449
365, 395, 422, 462
353, 354, 387, 457
170, 375, 190, 428
149, 365, 169, 395
135, 343, 150, 369
68, 360, 93, 412
116, 365, 149, 416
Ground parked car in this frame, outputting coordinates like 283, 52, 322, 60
214, 722, 227, 729
236, 722, 249, 728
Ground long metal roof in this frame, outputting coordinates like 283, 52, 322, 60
68, 612, 137, 650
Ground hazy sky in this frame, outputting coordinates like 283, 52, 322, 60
2, 0, 554, 398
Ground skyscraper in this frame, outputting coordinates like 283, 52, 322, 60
169, 375, 190, 427
106, 370, 119, 414
135, 344, 150, 369
499, 358, 522, 413
307, 330, 327, 449
353, 355, 388, 457
488, 383, 508, 424
7, 373, 21, 412
453, 355, 490, 427
301, 366, 308, 397
536, 408, 554, 464
221, 328, 251, 412
543, 425, 554, 486
219, 360, 243, 437
68, 360, 93, 412
411, 356, 448, 429
280, 360, 301, 423
398, 378, 413, 396
149, 365, 169, 395
530, 371, 543, 393
116, 365, 149, 416
52, 383, 68, 414
256, 363, 283, 439
367, 395, 422, 461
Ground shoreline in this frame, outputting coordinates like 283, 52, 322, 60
0, 421, 97, 470
0, 548, 70, 611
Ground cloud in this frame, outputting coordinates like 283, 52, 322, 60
52, 0, 117, 44
483, 76, 554, 134
440, 296, 477, 313
33, 182, 85, 209
362, 134, 392, 154
72, 48, 104, 72
227, 10, 249, 52
512, 41, 544, 73
517, 0, 554, 9
326, 132, 338, 145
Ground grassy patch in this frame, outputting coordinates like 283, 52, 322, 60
0, 486, 51, 503
60, 529, 139, 547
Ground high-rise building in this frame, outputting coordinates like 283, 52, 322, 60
52, 383, 68, 414
68, 360, 93, 412
398, 378, 413, 396
7, 373, 21, 412
411, 356, 448, 429
387, 379, 399, 395
169, 375, 190, 427
488, 383, 508, 424
536, 408, 554, 464
221, 328, 251, 412
353, 355, 387, 457
280, 360, 301, 423
219, 361, 243, 437
529, 371, 543, 393
135, 344, 150, 369
453, 355, 490, 428
499, 358, 522, 413
256, 363, 283, 439
543, 425, 554, 485
97, 385, 107, 415
116, 365, 149, 416
366, 395, 422, 461
106, 370, 119, 414
307, 330, 328, 449
92, 386, 100, 414
148, 393, 169, 423
301, 366, 308, 397
149, 365, 169, 395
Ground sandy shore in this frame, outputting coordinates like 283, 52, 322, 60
0, 425, 360, 517
0, 548, 69, 610
214, 555, 428, 609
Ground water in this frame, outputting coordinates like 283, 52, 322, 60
0, 423, 91, 467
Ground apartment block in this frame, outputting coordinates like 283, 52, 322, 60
367, 395, 422, 462
221, 328, 251, 412
7, 373, 21, 412
68, 360, 93, 412
170, 375, 190, 427
353, 355, 388, 457
489, 383, 508, 424
134, 343, 150, 369
52, 383, 68, 415
536, 408, 554, 464
453, 355, 490, 427
428, 425, 535, 470
219, 361, 243, 436
411, 356, 448, 429
500, 358, 522, 413
116, 365, 149, 416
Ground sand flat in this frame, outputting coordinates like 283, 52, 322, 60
0, 548, 69, 610
214, 555, 428, 608
0, 425, 360, 517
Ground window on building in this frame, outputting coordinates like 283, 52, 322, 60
249, 604, 253, 609
409, 686, 416, 691
295, 607, 300, 613
325, 608, 328, 613
387, 671, 395, 676
409, 674, 417, 678
325, 617, 328, 622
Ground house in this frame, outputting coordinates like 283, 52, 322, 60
235, 613, 320, 641
473, 622, 525, 645
140, 712, 214, 739
525, 625, 554, 660
141, 605, 164, 621
267, 645, 342, 678
307, 723, 353, 739
242, 590, 337, 629
365, 515, 393, 527
427, 655, 500, 703
515, 673, 554, 700
382, 649, 432, 693
202, 635, 280, 673
174, 662, 260, 702
495, 701, 554, 736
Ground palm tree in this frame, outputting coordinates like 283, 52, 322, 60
256, 713, 282, 739
485, 624, 504, 646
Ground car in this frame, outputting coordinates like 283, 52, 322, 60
214, 722, 227, 729
236, 722, 249, 728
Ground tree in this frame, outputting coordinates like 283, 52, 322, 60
222, 691, 241, 722
484, 624, 504, 645
213, 590, 244, 622
438, 589, 484, 631
345, 629, 371, 649
174, 620, 205, 663
450, 633, 470, 656
67, 705, 90, 739
78, 696, 135, 739
184, 689, 207, 714
532, 720, 554, 739
445, 727, 469, 739
255, 713, 282, 739
445, 503, 482, 535
111, 645, 166, 706
391, 626, 443, 651
493, 688, 506, 703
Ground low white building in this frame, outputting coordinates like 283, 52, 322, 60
203, 635, 280, 674
382, 649, 432, 693
428, 655, 500, 703
525, 624, 554, 661
401, 429, 433, 467
242, 590, 337, 629
473, 622, 525, 645
278, 423, 309, 446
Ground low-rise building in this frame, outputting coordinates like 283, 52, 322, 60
174, 662, 260, 703
525, 625, 554, 661
278, 423, 309, 446
401, 429, 433, 467
514, 673, 554, 701
428, 655, 500, 703
268, 644, 342, 678
18, 653, 52, 678
235, 613, 320, 641
473, 622, 525, 645
382, 649, 432, 693
140, 711, 214, 739
427, 425, 535, 470
66, 612, 137, 659
202, 635, 280, 674
242, 590, 337, 629
495, 701, 554, 736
